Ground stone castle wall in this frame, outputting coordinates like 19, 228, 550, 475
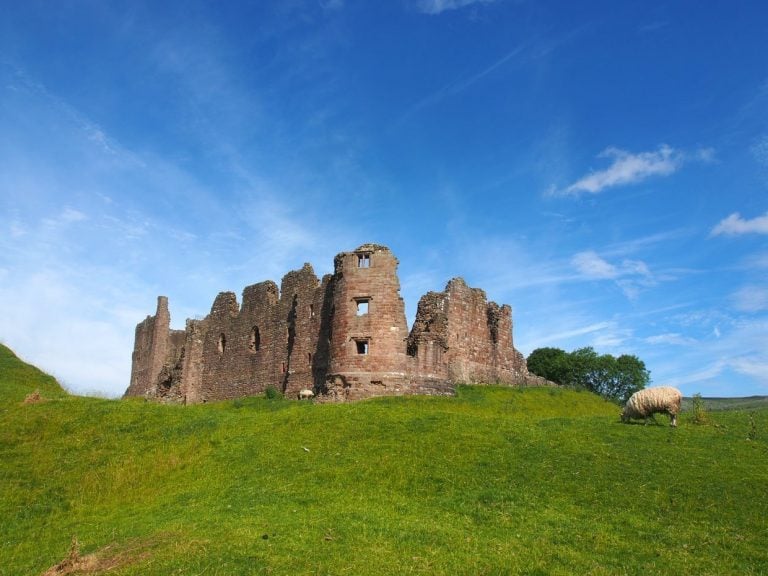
125, 244, 547, 403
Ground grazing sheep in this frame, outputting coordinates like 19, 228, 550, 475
298, 388, 315, 400
621, 386, 682, 427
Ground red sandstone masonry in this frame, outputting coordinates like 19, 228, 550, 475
125, 244, 547, 403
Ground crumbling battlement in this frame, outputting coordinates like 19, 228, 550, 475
125, 244, 547, 403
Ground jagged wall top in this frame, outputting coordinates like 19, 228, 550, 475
126, 243, 544, 403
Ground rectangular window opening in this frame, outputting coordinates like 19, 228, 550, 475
355, 340, 369, 355
357, 254, 370, 268
356, 299, 369, 315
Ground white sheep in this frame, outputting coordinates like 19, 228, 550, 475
298, 388, 315, 400
621, 386, 682, 427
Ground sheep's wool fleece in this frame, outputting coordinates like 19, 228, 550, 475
623, 386, 682, 419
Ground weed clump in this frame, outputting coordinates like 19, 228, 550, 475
264, 385, 282, 400
747, 412, 758, 441
691, 393, 708, 425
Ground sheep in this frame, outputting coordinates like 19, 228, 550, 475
298, 388, 315, 400
621, 386, 682, 427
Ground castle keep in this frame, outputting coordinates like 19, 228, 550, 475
125, 244, 544, 402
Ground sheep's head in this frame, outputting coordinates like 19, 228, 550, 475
620, 408, 629, 423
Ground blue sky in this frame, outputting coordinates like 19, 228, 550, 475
1, 0, 767, 398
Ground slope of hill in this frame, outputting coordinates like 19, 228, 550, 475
0, 343, 68, 403
1, 349, 766, 575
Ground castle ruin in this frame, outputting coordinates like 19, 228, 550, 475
125, 244, 546, 403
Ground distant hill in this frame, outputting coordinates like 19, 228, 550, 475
682, 395, 768, 411
0, 343, 68, 403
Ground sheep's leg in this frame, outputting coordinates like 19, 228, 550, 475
670, 413, 677, 427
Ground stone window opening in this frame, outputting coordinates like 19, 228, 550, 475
308, 352, 312, 366
355, 339, 369, 355
309, 304, 315, 318
355, 298, 370, 316
217, 333, 226, 354
357, 253, 370, 268
281, 362, 287, 374
248, 326, 261, 352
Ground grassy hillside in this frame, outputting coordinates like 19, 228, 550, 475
1, 346, 767, 575
0, 343, 68, 403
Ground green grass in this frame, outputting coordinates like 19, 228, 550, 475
1, 343, 767, 575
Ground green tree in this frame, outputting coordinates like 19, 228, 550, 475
610, 354, 650, 402
566, 347, 601, 391
526, 347, 569, 384
526, 347, 650, 403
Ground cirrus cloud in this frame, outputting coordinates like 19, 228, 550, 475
415, 0, 496, 15
572, 250, 654, 299
553, 144, 681, 196
711, 211, 768, 236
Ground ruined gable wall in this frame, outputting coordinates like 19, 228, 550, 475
125, 296, 171, 398
189, 265, 329, 402
405, 291, 450, 381
441, 278, 523, 384
310, 275, 335, 393
276, 264, 325, 398
179, 318, 206, 404
196, 283, 280, 401
406, 278, 529, 387
239, 280, 281, 397
198, 291, 241, 400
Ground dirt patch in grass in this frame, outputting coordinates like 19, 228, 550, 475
23, 390, 43, 404
41, 534, 170, 575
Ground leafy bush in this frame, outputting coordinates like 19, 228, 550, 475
264, 385, 282, 400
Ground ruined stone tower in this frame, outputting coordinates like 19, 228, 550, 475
125, 244, 545, 403
325, 244, 410, 399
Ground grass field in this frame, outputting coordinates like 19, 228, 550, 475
1, 343, 767, 575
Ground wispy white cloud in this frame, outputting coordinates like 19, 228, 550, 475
648, 312, 768, 394
543, 321, 615, 342
638, 21, 670, 34
521, 319, 634, 353
743, 252, 768, 269
553, 145, 682, 196
711, 211, 768, 236
572, 250, 618, 279
320, 0, 345, 10
730, 355, 768, 385
659, 359, 728, 389
751, 134, 768, 166
571, 250, 653, 299
415, 0, 496, 15
591, 325, 633, 349
398, 44, 524, 124
644, 332, 697, 346
732, 285, 768, 312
